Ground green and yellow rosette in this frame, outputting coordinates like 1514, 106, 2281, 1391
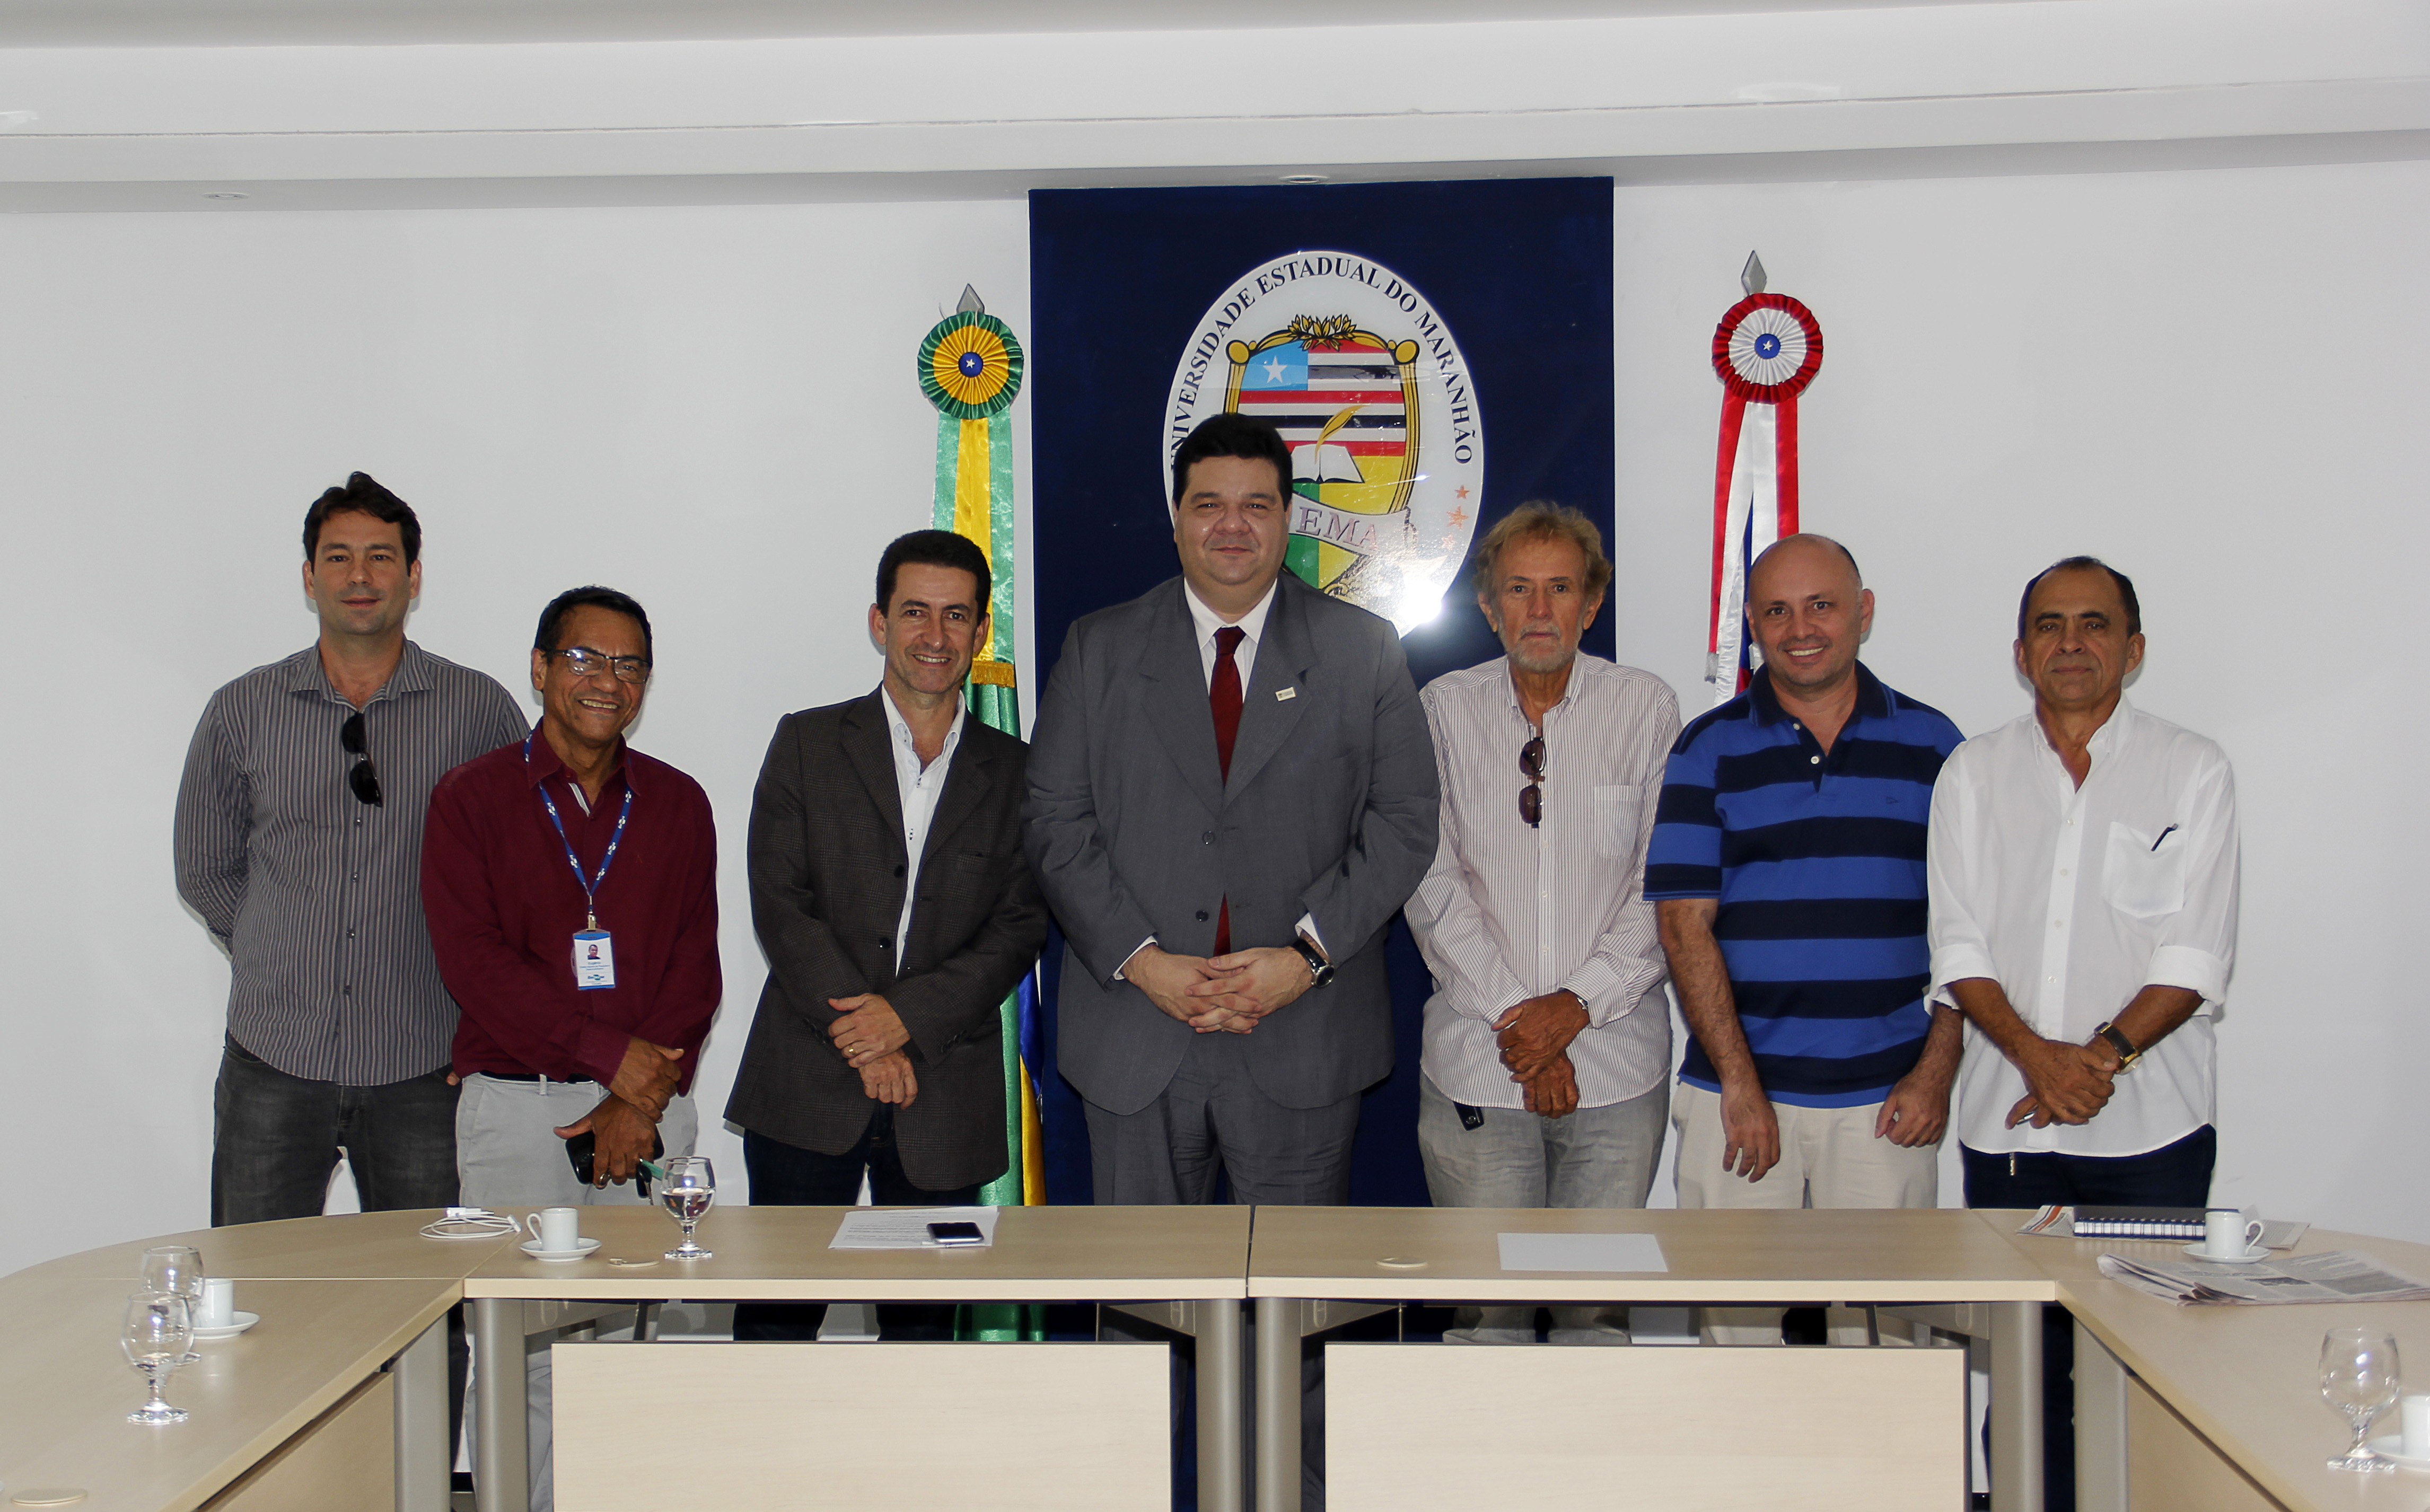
918, 311, 1023, 420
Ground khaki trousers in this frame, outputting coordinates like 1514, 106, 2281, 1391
1671, 1083, 1938, 1346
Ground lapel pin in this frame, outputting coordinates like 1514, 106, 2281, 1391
1276, 687, 1297, 702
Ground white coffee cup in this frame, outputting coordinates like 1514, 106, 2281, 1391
2401, 1393, 2430, 1458
198, 1276, 236, 1329
525, 1207, 581, 1252
2201, 1207, 2264, 1259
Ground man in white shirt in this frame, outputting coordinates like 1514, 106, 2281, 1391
1406, 503, 1679, 1344
1927, 555, 2239, 1506
1928, 555, 2238, 1204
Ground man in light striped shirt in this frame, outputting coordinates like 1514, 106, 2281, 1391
174, 474, 527, 1226
1405, 502, 1680, 1344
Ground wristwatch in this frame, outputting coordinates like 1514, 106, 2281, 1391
1289, 936, 1336, 989
2092, 1019, 2142, 1073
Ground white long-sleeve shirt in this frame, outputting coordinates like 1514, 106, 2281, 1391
1927, 697, 2239, 1157
1405, 655, 1679, 1109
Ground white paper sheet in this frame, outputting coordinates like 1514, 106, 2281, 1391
828, 1206, 1002, 1250
1496, 1232, 1668, 1273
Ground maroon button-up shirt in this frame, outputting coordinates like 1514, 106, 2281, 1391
424, 734, 720, 1092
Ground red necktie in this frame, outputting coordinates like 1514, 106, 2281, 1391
1210, 625, 1245, 955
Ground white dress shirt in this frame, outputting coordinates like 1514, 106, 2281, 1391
882, 686, 967, 962
1405, 655, 1680, 1109
1927, 696, 2239, 1157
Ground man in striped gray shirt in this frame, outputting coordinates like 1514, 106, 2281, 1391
1405, 502, 1680, 1344
174, 473, 527, 1226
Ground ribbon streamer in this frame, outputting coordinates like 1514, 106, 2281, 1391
1706, 287, 1823, 706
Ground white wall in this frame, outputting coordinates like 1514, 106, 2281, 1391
3, 151, 2423, 1277
0, 199, 1029, 1276
1611, 159, 2430, 1233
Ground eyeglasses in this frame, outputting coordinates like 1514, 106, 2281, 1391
550, 646, 651, 684
1519, 735, 1545, 828
340, 711, 383, 807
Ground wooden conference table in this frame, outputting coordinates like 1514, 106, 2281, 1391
5, 1206, 2427, 1512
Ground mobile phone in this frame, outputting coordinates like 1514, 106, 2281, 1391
565, 1129, 665, 1197
927, 1220, 985, 1246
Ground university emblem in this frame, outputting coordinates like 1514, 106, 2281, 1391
1164, 252, 1485, 631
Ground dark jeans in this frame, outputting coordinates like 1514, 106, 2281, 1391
211, 1033, 469, 1456
732, 1111, 981, 1342
1964, 1124, 2217, 1512
211, 1033, 461, 1225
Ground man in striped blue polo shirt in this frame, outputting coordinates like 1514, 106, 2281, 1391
1647, 534, 1964, 1347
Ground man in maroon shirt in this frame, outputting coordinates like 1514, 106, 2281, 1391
423, 584, 718, 1512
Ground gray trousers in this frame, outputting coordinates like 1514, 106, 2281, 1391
1082, 1031, 1362, 1205
1416, 1072, 1669, 1342
457, 1074, 699, 1512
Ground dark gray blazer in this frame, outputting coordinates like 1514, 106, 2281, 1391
1024, 572, 1438, 1115
725, 690, 1047, 1192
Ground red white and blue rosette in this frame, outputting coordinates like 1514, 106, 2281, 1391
1707, 292, 1824, 704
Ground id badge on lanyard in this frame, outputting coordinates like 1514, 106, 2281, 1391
530, 735, 634, 992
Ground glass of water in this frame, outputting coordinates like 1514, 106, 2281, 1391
124, 1292, 192, 1424
140, 1246, 205, 1364
661, 1156, 715, 1260
2321, 1326, 2401, 1471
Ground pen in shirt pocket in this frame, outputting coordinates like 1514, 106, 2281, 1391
2150, 824, 2179, 851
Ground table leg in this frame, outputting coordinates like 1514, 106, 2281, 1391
2073, 1317, 2128, 1512
1197, 1299, 1244, 1512
472, 1297, 530, 1512
1990, 1300, 2045, 1512
391, 1312, 451, 1512
1255, 1298, 1302, 1512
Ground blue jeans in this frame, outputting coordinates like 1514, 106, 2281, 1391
732, 1111, 980, 1342
1964, 1124, 2217, 1512
210, 1033, 460, 1225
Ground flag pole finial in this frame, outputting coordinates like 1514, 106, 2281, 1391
1740, 252, 1767, 296
957, 284, 986, 314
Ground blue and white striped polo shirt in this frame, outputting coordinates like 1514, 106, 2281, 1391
1645, 663, 1962, 1107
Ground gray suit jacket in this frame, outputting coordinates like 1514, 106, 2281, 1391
725, 691, 1047, 1191
1024, 573, 1438, 1114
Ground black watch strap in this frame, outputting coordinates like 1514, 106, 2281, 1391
1290, 936, 1335, 988
2094, 1019, 2140, 1067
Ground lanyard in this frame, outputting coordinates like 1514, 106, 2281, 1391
525, 734, 634, 930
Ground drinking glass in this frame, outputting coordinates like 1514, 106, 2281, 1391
660, 1156, 715, 1260
2321, 1326, 2401, 1471
140, 1245, 205, 1364
124, 1293, 192, 1425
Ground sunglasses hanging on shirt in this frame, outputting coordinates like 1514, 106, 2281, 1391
1519, 734, 1546, 828
340, 711, 383, 807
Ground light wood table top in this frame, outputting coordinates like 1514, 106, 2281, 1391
1248, 1206, 2060, 1303
1979, 1210, 2430, 1512
463, 1203, 1253, 1301
20, 1208, 519, 1284
0, 1273, 454, 1512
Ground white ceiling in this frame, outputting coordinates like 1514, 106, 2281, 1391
0, 0, 2026, 48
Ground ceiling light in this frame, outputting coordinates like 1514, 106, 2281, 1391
204, 191, 249, 200
1278, 174, 1329, 186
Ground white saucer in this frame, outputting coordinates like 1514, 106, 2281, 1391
2182, 1243, 2269, 1263
191, 1311, 259, 1341
2367, 1436, 2430, 1471
520, 1237, 601, 1262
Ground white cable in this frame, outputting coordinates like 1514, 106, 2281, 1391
420, 1207, 519, 1240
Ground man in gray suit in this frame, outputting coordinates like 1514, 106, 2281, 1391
726, 528, 1048, 1338
1025, 411, 1438, 1205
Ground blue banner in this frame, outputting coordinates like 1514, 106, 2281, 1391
1030, 178, 1616, 1205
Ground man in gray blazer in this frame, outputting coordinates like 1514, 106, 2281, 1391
1025, 412, 1438, 1205
726, 529, 1047, 1337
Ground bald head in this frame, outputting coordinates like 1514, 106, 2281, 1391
1744, 532, 1872, 699
1748, 533, 1862, 601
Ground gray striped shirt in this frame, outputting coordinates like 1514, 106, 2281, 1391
1405, 655, 1681, 1109
174, 640, 528, 1084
